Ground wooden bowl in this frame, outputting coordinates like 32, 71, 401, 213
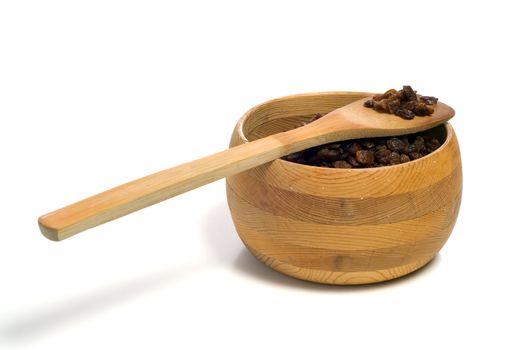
226, 92, 462, 285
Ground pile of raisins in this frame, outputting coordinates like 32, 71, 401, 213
363, 85, 438, 119
282, 113, 441, 168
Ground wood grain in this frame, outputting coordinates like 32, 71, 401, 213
226, 92, 462, 285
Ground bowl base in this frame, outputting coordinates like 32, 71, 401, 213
246, 245, 435, 285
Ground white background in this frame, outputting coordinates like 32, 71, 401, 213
1, 1, 522, 349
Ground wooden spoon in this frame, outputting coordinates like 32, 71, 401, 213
38, 96, 454, 241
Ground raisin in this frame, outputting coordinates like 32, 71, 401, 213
387, 98, 401, 114
372, 94, 385, 101
283, 152, 304, 162
390, 152, 401, 165
373, 99, 389, 113
413, 103, 434, 116
387, 138, 406, 153
348, 156, 361, 167
425, 137, 441, 152
362, 141, 375, 149
375, 144, 387, 152
403, 100, 418, 110
394, 107, 415, 119
347, 142, 362, 156
409, 152, 422, 160
402, 85, 417, 101
420, 96, 438, 105
309, 113, 323, 122
364, 100, 376, 108
375, 149, 392, 164
383, 89, 398, 99
318, 148, 342, 161
400, 154, 410, 163
414, 136, 425, 151
308, 155, 319, 164
333, 160, 352, 168
356, 150, 375, 165
406, 143, 418, 154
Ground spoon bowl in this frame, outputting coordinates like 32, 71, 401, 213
298, 94, 454, 141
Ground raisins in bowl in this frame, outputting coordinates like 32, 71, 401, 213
282, 113, 442, 168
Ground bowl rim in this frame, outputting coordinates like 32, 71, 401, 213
235, 91, 455, 172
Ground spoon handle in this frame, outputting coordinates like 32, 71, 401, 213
38, 121, 341, 241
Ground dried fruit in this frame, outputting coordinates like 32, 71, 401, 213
318, 148, 342, 161
409, 152, 422, 160
333, 160, 351, 168
282, 113, 443, 168
363, 99, 376, 108
383, 89, 398, 99
387, 138, 406, 153
425, 137, 441, 152
402, 85, 418, 101
372, 94, 385, 101
310, 113, 323, 122
283, 151, 304, 163
375, 148, 392, 164
413, 103, 434, 116
347, 142, 362, 156
390, 152, 401, 165
420, 96, 438, 105
374, 99, 389, 113
363, 85, 438, 119
387, 98, 401, 114
348, 156, 361, 167
362, 141, 375, 149
356, 150, 375, 165
394, 107, 415, 120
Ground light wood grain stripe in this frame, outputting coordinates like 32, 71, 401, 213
227, 165, 461, 226
247, 247, 435, 285
227, 183, 461, 252
228, 184, 459, 271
